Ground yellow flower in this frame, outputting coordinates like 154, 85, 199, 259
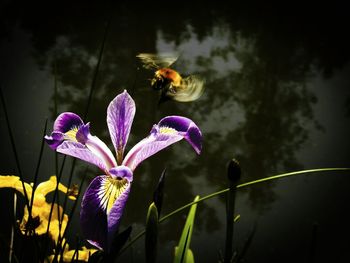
48, 245, 98, 262
0, 175, 76, 243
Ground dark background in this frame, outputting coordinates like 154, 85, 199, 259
1, 1, 350, 262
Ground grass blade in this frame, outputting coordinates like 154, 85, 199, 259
0, 86, 30, 210
109, 225, 133, 260
174, 195, 200, 263
28, 119, 48, 223
83, 14, 111, 121
235, 223, 256, 263
153, 168, 166, 216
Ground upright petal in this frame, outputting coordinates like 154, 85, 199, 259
80, 166, 133, 252
107, 90, 136, 164
123, 116, 202, 171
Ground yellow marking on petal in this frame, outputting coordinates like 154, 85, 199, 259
159, 126, 177, 134
98, 177, 129, 214
64, 127, 79, 142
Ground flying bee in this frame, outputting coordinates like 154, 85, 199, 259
136, 53, 204, 102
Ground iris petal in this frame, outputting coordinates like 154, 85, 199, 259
45, 112, 84, 150
158, 116, 202, 154
44, 132, 65, 150
51, 122, 117, 171
107, 90, 136, 164
80, 167, 132, 251
123, 115, 202, 171
57, 141, 109, 172
53, 112, 84, 133
122, 132, 183, 171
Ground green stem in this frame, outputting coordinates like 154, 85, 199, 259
119, 167, 349, 254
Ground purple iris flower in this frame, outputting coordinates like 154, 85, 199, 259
45, 90, 202, 251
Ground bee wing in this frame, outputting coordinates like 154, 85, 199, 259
136, 53, 179, 70
170, 75, 205, 102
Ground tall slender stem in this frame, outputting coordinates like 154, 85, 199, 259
9, 192, 17, 263
224, 159, 241, 263
0, 87, 30, 209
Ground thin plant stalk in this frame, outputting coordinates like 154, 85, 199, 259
0, 87, 30, 210
83, 14, 111, 122
41, 155, 66, 261
224, 160, 240, 263
57, 158, 76, 244
9, 192, 17, 263
161, 168, 350, 223
58, 172, 87, 260
28, 120, 48, 224
119, 167, 350, 254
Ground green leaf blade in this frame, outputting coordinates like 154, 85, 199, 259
145, 202, 159, 263
174, 195, 200, 263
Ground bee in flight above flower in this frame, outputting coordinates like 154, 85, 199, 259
136, 53, 205, 103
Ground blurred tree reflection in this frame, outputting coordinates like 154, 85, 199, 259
2, 0, 349, 243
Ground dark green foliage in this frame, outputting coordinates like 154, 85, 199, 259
174, 195, 199, 263
145, 202, 159, 263
152, 168, 166, 216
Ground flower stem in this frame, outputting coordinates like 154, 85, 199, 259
224, 160, 241, 263
9, 192, 17, 263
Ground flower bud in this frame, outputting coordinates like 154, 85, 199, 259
227, 159, 241, 183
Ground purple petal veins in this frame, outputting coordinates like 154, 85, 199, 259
46, 113, 117, 171
123, 115, 202, 171
107, 90, 136, 164
57, 141, 109, 172
80, 166, 132, 251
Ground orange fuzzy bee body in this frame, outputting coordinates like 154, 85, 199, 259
137, 53, 204, 102
152, 68, 182, 90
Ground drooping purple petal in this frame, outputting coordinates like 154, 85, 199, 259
158, 116, 202, 154
123, 116, 202, 171
80, 176, 108, 250
57, 141, 109, 172
80, 167, 132, 251
53, 112, 84, 133
107, 90, 136, 164
106, 166, 133, 249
